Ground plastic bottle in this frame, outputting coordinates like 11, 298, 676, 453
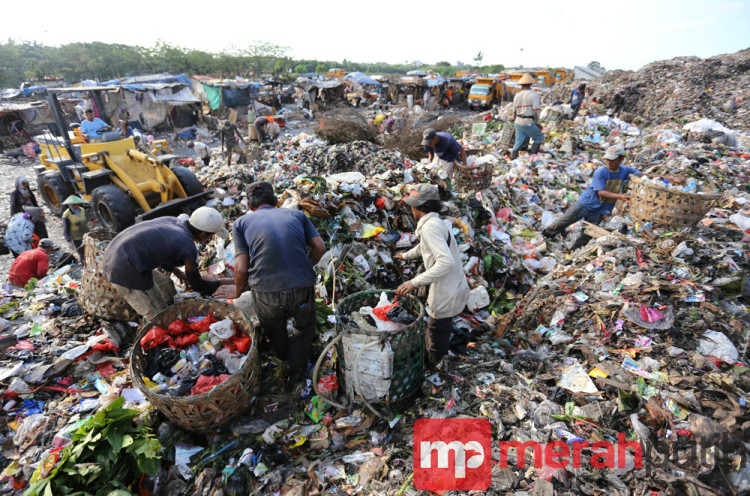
685, 179, 697, 193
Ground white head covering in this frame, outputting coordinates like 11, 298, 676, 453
15, 177, 31, 201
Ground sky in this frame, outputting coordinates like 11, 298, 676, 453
3, 0, 749, 71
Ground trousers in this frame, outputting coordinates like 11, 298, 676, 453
425, 316, 455, 368
512, 122, 544, 153
542, 201, 604, 249
252, 286, 316, 377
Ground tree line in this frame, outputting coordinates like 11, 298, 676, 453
0, 39, 508, 88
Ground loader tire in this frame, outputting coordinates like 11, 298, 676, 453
91, 185, 136, 233
38, 173, 73, 216
171, 166, 203, 196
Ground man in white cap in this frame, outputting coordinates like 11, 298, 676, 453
542, 144, 683, 249
510, 73, 544, 159
103, 207, 231, 320
395, 183, 469, 369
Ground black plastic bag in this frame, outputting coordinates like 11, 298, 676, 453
144, 346, 181, 378
386, 305, 415, 324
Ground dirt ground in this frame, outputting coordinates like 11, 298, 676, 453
0, 155, 67, 274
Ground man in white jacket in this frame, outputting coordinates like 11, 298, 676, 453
396, 184, 470, 368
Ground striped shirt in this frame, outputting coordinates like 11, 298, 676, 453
512, 89, 541, 125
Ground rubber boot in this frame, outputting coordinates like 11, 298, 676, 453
510, 149, 519, 160
529, 142, 541, 155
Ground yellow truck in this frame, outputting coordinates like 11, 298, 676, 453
468, 77, 507, 109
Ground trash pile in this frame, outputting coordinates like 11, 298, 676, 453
138, 315, 251, 397
548, 48, 750, 129
1, 49, 750, 494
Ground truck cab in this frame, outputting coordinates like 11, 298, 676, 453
468, 77, 507, 109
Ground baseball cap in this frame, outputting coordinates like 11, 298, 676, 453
39, 238, 55, 249
189, 207, 228, 239
403, 184, 440, 207
421, 128, 437, 146
603, 144, 625, 160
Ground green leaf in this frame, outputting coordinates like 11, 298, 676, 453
108, 431, 123, 452
121, 434, 134, 449
483, 254, 492, 273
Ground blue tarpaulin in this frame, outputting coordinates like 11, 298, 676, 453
345, 72, 381, 86
426, 77, 447, 87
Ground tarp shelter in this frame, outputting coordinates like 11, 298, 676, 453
112, 74, 200, 130
345, 72, 382, 87
200, 80, 261, 111
406, 70, 427, 77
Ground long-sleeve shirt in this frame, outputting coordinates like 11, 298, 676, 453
4, 213, 35, 254
570, 88, 585, 106
512, 89, 541, 125
403, 212, 470, 319
9, 248, 49, 286
192, 141, 209, 158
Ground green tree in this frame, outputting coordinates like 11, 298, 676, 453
473, 51, 484, 67
294, 64, 308, 74
315, 63, 327, 74
588, 60, 605, 71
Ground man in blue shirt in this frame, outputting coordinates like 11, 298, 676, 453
232, 181, 326, 387
570, 83, 586, 118
80, 109, 110, 140
542, 144, 682, 249
422, 128, 467, 188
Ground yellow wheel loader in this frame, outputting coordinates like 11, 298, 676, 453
35, 87, 210, 232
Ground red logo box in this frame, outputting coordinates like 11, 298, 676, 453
413, 418, 492, 492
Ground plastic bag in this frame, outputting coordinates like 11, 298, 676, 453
14, 414, 49, 450
697, 330, 739, 364
140, 326, 173, 350
191, 374, 230, 396
175, 333, 199, 348
167, 320, 192, 336
189, 315, 218, 333
208, 318, 235, 344
386, 306, 415, 324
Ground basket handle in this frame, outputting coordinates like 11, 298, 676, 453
311, 333, 348, 410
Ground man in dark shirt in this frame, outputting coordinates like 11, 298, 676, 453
219, 120, 246, 165
421, 128, 467, 188
232, 181, 326, 387
103, 207, 230, 320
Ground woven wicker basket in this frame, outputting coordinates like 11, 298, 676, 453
131, 299, 260, 433
78, 231, 139, 321
335, 290, 425, 411
455, 163, 493, 192
629, 176, 720, 229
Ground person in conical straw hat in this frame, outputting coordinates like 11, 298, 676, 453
509, 73, 544, 159
62, 196, 89, 263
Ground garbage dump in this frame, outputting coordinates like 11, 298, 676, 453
0, 50, 749, 496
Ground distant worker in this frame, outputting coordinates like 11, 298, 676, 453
188, 141, 211, 166
10, 177, 39, 217
542, 144, 684, 249
421, 128, 467, 189
10, 120, 32, 143
9, 239, 55, 287
610, 90, 626, 117
253, 116, 271, 143
219, 120, 246, 165
509, 73, 544, 159
62, 196, 89, 263
103, 207, 232, 320
80, 109, 110, 140
570, 83, 586, 118
118, 120, 134, 138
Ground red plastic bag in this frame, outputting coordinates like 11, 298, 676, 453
372, 303, 398, 321
140, 326, 173, 350
91, 339, 120, 354
231, 335, 252, 354
189, 315, 217, 333
191, 374, 230, 396
167, 320, 192, 336
175, 333, 199, 348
